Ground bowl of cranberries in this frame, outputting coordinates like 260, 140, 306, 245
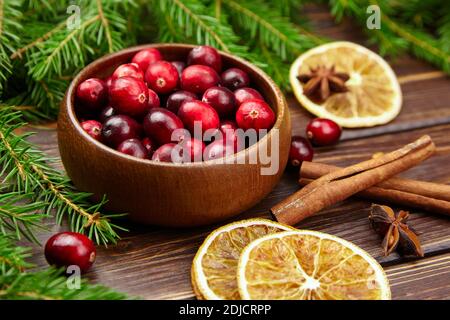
58, 44, 291, 227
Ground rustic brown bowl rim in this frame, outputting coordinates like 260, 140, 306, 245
64, 43, 286, 167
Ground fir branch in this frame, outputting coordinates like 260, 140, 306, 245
0, 236, 32, 274
0, 108, 126, 245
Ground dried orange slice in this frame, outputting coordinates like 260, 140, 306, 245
237, 230, 391, 300
290, 41, 402, 128
191, 218, 294, 300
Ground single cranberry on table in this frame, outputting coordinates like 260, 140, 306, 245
306, 118, 342, 146
289, 136, 314, 167
117, 138, 147, 159
148, 88, 160, 109
235, 99, 275, 131
80, 120, 102, 141
187, 45, 222, 72
143, 108, 185, 145
152, 143, 179, 163
204, 139, 236, 161
171, 61, 186, 77
44, 232, 96, 273
141, 137, 156, 158
178, 100, 220, 135
109, 76, 149, 117
234, 87, 264, 106
202, 86, 236, 118
99, 105, 116, 122
181, 65, 220, 95
111, 63, 144, 81
179, 138, 205, 163
102, 115, 142, 147
76, 78, 108, 111
145, 60, 179, 94
131, 48, 162, 72
221, 68, 250, 90
166, 90, 197, 114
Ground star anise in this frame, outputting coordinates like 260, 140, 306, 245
297, 65, 349, 102
369, 204, 424, 257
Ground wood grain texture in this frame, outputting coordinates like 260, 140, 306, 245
21, 3, 450, 300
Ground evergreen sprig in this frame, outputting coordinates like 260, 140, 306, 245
0, 108, 126, 245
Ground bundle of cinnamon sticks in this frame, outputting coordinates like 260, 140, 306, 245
272, 135, 450, 226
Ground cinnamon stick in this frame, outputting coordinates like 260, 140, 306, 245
271, 135, 436, 225
299, 178, 450, 215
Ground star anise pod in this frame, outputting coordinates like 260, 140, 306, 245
369, 204, 424, 257
297, 65, 349, 102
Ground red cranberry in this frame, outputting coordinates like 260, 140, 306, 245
145, 61, 179, 94
148, 88, 160, 109
152, 143, 179, 163
102, 115, 142, 147
117, 138, 147, 159
99, 105, 116, 122
178, 100, 220, 135
234, 87, 264, 106
44, 232, 96, 273
236, 99, 275, 130
80, 120, 102, 141
181, 65, 220, 95
109, 77, 149, 117
204, 139, 236, 161
141, 137, 156, 158
171, 61, 186, 77
131, 48, 162, 72
143, 108, 185, 145
306, 118, 342, 146
111, 63, 144, 81
202, 86, 236, 118
187, 45, 222, 72
289, 136, 314, 167
221, 68, 250, 90
105, 76, 113, 90
179, 138, 205, 163
76, 78, 108, 111
166, 90, 197, 114
218, 120, 244, 151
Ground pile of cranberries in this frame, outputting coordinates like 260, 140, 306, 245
76, 45, 275, 163
289, 118, 342, 167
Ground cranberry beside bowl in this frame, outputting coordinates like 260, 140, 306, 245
58, 44, 291, 227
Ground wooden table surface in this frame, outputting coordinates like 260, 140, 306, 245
26, 4, 450, 299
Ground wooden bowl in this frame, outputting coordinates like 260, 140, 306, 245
58, 44, 291, 227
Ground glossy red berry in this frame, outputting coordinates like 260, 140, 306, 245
306, 118, 342, 146
204, 139, 236, 161
236, 99, 275, 131
117, 138, 147, 159
80, 120, 102, 141
289, 136, 314, 167
44, 232, 96, 273
102, 115, 142, 147
143, 108, 185, 145
104, 76, 113, 90
187, 45, 222, 72
152, 143, 179, 163
181, 65, 220, 95
99, 106, 116, 122
131, 48, 162, 72
148, 88, 160, 109
145, 60, 179, 94
234, 87, 264, 106
166, 90, 197, 114
171, 61, 186, 77
202, 86, 236, 118
111, 63, 144, 81
179, 138, 205, 163
76, 78, 108, 111
178, 100, 220, 135
221, 68, 250, 90
109, 77, 149, 117
141, 137, 156, 159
